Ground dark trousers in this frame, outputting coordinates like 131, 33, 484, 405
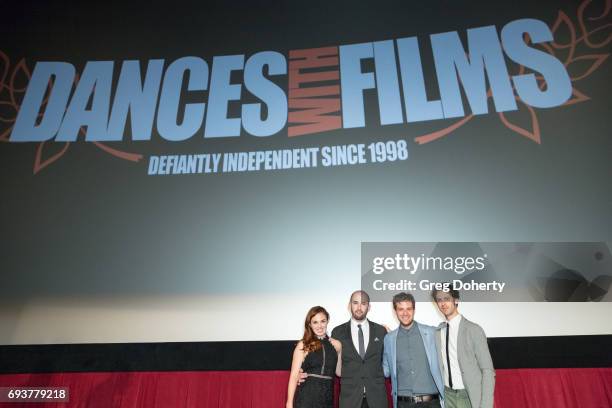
397, 399, 441, 408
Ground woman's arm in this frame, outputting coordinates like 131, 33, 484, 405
331, 338, 342, 377
286, 341, 306, 408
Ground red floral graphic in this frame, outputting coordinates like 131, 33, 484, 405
33, 140, 70, 174
0, 52, 143, 174
0, 51, 29, 142
415, 0, 611, 145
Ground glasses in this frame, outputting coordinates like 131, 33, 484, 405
435, 296, 453, 303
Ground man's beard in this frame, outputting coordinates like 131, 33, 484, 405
352, 310, 367, 321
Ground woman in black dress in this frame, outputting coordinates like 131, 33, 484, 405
286, 306, 342, 408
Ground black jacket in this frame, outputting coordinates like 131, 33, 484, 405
331, 320, 388, 408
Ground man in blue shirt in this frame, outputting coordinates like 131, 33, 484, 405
383, 292, 444, 408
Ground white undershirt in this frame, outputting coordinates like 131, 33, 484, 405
350, 318, 370, 394
350, 318, 370, 354
441, 314, 465, 389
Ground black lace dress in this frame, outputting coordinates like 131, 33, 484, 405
294, 337, 338, 408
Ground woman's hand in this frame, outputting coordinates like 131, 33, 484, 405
330, 338, 342, 377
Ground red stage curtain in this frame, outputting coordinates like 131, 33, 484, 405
1, 368, 610, 407
494, 368, 612, 408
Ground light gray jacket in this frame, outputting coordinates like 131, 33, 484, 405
436, 316, 495, 408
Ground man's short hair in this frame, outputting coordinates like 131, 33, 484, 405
350, 290, 371, 304
392, 292, 415, 309
431, 286, 460, 301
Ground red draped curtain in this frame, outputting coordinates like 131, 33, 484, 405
1, 368, 610, 407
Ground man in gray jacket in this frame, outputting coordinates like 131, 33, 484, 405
432, 288, 495, 408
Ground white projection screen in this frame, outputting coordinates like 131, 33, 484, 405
1, 0, 612, 345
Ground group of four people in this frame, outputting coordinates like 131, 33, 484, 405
286, 289, 495, 408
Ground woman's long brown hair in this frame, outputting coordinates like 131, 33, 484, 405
300, 306, 329, 353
